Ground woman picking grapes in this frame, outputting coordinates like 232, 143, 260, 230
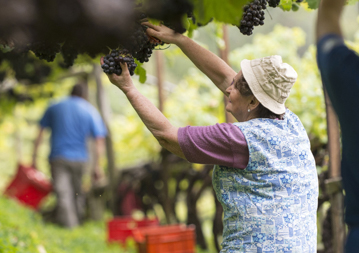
102, 23, 318, 252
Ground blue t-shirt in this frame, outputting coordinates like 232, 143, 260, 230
317, 34, 359, 227
40, 96, 107, 162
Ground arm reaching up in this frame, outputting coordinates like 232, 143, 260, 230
92, 137, 105, 181
101, 58, 185, 160
316, 0, 345, 42
142, 22, 237, 94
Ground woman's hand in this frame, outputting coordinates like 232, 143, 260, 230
100, 57, 134, 93
142, 22, 183, 45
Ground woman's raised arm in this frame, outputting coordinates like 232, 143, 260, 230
101, 58, 186, 160
142, 22, 236, 95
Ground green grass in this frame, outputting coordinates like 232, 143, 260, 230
0, 196, 130, 253
0, 196, 218, 253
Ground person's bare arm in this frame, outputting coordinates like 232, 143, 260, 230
143, 22, 236, 95
32, 127, 45, 169
316, 0, 346, 42
102, 59, 185, 159
93, 137, 105, 181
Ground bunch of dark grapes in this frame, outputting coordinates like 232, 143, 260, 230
238, 0, 266, 36
101, 49, 137, 76
60, 42, 79, 68
28, 41, 61, 62
123, 23, 150, 56
133, 40, 157, 63
3, 51, 52, 84
267, 0, 280, 7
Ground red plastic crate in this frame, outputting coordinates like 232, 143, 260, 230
4, 164, 52, 209
107, 216, 159, 244
133, 224, 196, 253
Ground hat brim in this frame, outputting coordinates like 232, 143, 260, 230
241, 59, 286, 115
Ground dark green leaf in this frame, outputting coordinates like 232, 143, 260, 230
192, 0, 250, 25
306, 0, 319, 9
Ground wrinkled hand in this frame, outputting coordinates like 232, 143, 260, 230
142, 22, 182, 45
100, 57, 134, 93
92, 169, 102, 182
92, 164, 104, 182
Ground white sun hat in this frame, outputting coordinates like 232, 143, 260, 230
240, 55, 298, 115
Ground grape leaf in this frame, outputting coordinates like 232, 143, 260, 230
306, 0, 359, 10
306, 0, 319, 9
134, 60, 147, 83
192, 0, 250, 25
187, 18, 198, 38
280, 0, 293, 11
0, 44, 13, 53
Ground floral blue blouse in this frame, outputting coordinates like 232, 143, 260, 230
212, 109, 318, 252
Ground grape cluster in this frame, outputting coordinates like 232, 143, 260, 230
267, 0, 280, 8
238, 0, 266, 36
133, 40, 157, 63
2, 50, 52, 84
101, 49, 137, 76
28, 41, 61, 62
123, 23, 150, 56
60, 42, 79, 68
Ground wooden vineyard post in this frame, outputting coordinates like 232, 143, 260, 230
155, 50, 176, 224
324, 88, 346, 253
93, 64, 117, 215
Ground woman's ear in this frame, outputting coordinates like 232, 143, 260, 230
249, 96, 260, 110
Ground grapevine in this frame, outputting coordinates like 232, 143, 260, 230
0, 71, 6, 83
0, 0, 308, 81
122, 22, 150, 56
0, 50, 52, 84
28, 41, 61, 62
60, 41, 79, 68
144, 0, 193, 33
322, 207, 334, 253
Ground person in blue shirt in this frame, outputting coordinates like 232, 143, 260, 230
317, 0, 359, 251
32, 83, 107, 228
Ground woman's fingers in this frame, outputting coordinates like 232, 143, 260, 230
149, 35, 161, 44
143, 27, 163, 44
100, 56, 104, 65
119, 61, 129, 74
145, 27, 159, 38
141, 21, 161, 31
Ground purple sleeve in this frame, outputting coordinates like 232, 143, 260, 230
178, 123, 249, 169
